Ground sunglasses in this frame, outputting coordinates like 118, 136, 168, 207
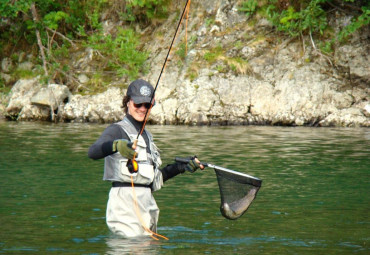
133, 102, 152, 109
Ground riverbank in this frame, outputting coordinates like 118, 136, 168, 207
1, 0, 369, 127
1, 73, 369, 127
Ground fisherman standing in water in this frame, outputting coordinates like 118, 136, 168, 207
88, 79, 204, 238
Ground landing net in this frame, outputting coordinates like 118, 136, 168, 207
213, 165, 262, 220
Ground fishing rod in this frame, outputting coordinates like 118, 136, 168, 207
127, 0, 192, 173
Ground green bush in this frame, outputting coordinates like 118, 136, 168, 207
87, 28, 148, 80
203, 45, 224, 64
266, 0, 328, 37
122, 0, 170, 23
336, 5, 370, 42
0, 0, 169, 90
238, 0, 258, 17
239, 0, 369, 53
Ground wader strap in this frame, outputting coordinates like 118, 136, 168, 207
112, 182, 151, 188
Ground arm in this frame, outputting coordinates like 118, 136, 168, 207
160, 157, 204, 182
88, 124, 129, 160
160, 162, 187, 182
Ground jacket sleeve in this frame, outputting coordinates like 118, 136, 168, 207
159, 162, 188, 182
88, 124, 129, 160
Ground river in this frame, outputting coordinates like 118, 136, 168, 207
0, 121, 369, 254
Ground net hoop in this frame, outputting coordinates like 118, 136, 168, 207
208, 164, 262, 187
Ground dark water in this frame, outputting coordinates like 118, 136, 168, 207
0, 121, 369, 254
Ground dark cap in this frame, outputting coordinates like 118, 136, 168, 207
126, 79, 154, 104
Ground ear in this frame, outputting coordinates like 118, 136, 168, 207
127, 103, 131, 114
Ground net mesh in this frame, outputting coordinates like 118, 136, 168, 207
214, 168, 262, 220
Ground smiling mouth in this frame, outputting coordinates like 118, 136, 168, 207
136, 112, 146, 119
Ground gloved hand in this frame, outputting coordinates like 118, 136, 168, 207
184, 156, 202, 173
112, 139, 135, 159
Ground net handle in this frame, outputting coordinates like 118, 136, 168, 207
175, 157, 208, 167
174, 157, 262, 181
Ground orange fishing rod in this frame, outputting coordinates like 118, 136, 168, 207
127, 0, 192, 173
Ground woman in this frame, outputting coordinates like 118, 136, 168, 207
88, 79, 203, 238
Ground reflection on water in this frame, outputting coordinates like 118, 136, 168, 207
105, 236, 161, 255
0, 121, 369, 254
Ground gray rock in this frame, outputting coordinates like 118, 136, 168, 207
364, 104, 370, 117
5, 77, 42, 118
335, 33, 370, 83
320, 108, 369, 127
17, 104, 51, 121
0, 72, 12, 84
1, 58, 12, 73
5, 78, 71, 121
257, 18, 273, 28
77, 74, 89, 84
18, 61, 34, 71
60, 87, 123, 123
31, 84, 70, 110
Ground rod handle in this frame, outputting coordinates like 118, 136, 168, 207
132, 139, 138, 150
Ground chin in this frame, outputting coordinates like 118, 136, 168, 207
135, 116, 145, 122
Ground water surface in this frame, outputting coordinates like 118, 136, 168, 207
0, 121, 369, 254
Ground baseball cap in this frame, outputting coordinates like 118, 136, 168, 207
126, 79, 155, 104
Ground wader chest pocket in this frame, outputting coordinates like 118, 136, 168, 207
119, 159, 154, 185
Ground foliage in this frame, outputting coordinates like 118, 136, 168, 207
176, 42, 187, 60
266, 0, 328, 37
238, 0, 258, 17
186, 63, 200, 82
0, 0, 108, 45
0, 79, 6, 94
0, 0, 169, 91
175, 35, 197, 60
87, 28, 149, 80
122, 0, 170, 23
226, 57, 252, 75
239, 0, 370, 53
203, 45, 224, 64
203, 45, 251, 75
205, 17, 215, 27
336, 5, 370, 42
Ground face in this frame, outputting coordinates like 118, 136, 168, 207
127, 100, 151, 122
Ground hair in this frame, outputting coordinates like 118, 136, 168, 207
122, 95, 130, 114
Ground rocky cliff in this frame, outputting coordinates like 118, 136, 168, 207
1, 0, 369, 126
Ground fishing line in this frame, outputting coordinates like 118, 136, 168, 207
130, 176, 169, 240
